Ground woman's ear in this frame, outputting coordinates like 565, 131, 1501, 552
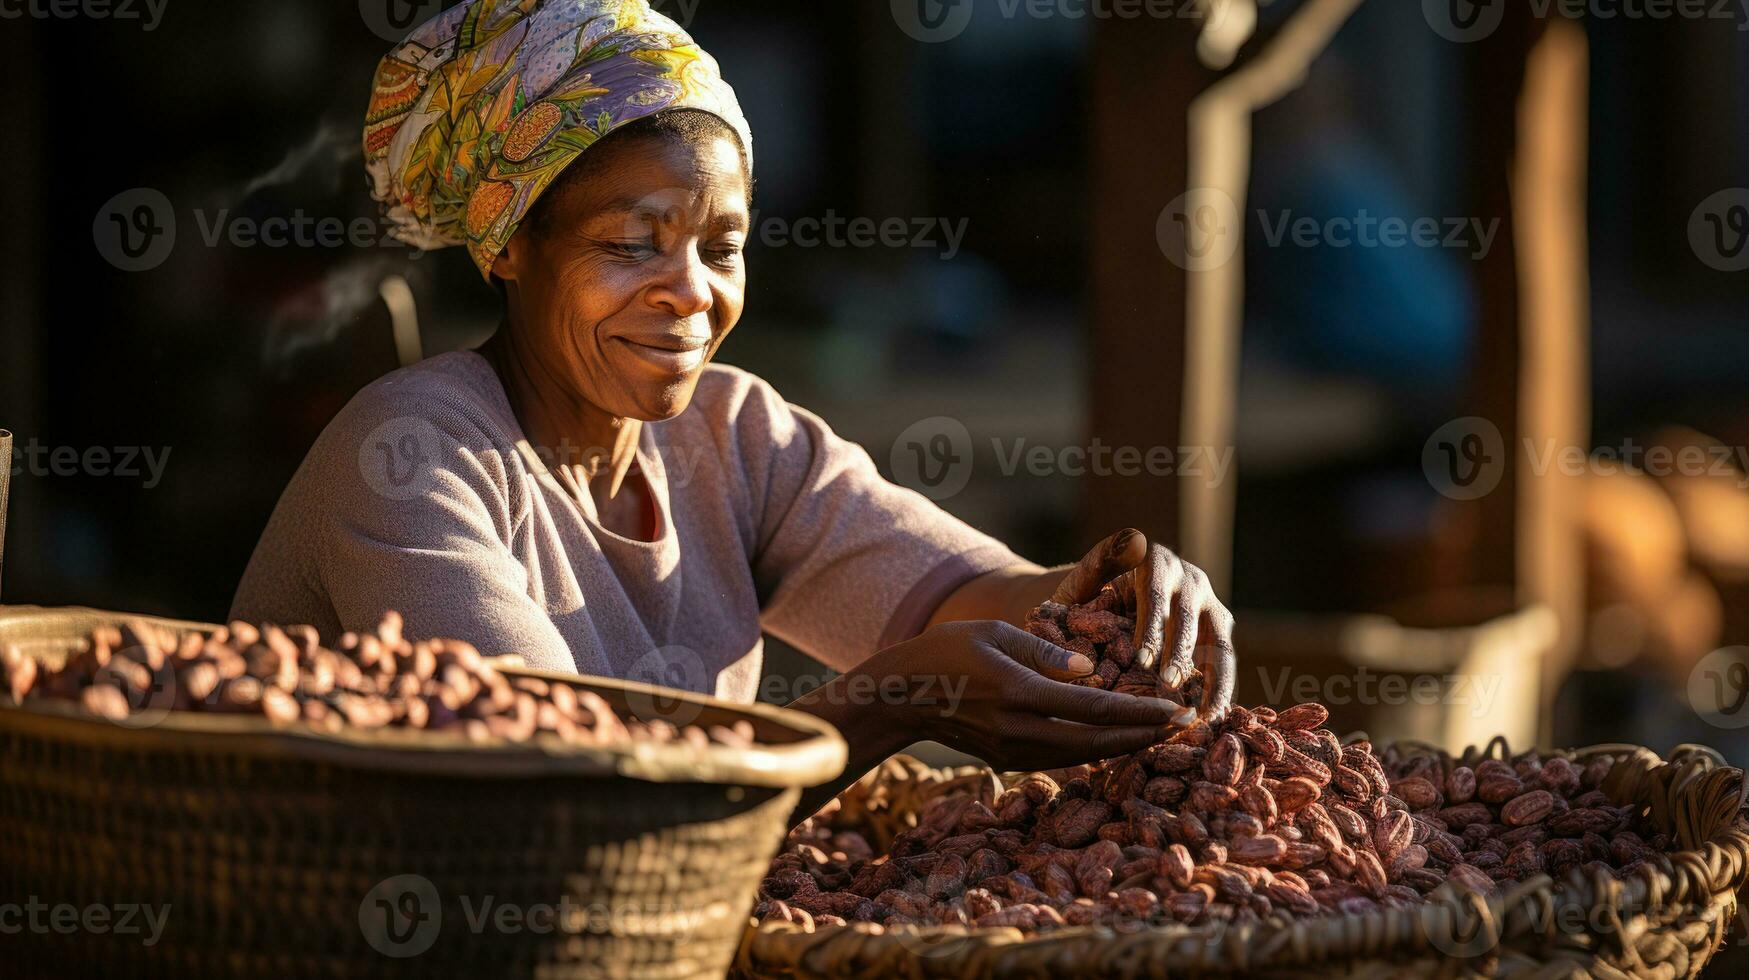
492, 228, 529, 283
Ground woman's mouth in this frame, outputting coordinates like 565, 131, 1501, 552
615, 335, 711, 374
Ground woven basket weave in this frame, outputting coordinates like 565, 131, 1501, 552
0, 606, 846, 980
736, 743, 1749, 978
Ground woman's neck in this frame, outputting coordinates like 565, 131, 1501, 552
478, 326, 643, 501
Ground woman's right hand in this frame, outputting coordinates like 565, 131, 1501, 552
857, 620, 1195, 772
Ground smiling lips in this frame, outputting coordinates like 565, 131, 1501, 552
616, 333, 711, 374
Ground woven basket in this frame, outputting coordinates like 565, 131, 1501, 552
736, 743, 1749, 978
0, 606, 846, 980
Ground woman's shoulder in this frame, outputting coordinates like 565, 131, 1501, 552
324, 351, 518, 450
686, 362, 792, 429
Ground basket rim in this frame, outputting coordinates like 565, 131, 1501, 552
0, 604, 847, 788
737, 741, 1749, 974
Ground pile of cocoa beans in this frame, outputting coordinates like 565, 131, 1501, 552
757, 708, 1657, 932
1, 615, 755, 750
753, 593, 1660, 932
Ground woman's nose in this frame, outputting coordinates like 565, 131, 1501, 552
647, 248, 714, 317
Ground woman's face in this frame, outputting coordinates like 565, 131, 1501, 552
491, 131, 749, 422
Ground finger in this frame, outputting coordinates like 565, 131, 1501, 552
1131, 546, 1181, 670
1050, 528, 1147, 606
1162, 583, 1200, 688
986, 621, 1093, 681
1021, 719, 1174, 767
1199, 610, 1237, 722
1019, 676, 1192, 727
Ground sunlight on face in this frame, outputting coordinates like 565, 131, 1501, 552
493, 133, 750, 422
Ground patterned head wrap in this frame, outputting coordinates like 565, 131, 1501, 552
363, 0, 753, 279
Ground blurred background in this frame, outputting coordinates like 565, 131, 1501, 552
1, 0, 1746, 783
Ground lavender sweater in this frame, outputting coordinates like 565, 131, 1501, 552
230, 351, 1022, 702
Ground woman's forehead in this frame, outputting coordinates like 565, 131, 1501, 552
563, 137, 750, 222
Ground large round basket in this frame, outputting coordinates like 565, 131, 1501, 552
736, 744, 1749, 978
0, 606, 846, 980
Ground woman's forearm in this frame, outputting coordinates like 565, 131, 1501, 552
783, 672, 918, 824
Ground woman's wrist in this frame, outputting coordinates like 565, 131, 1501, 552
782, 655, 924, 823
926, 564, 1069, 631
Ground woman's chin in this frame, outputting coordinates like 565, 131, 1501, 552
619, 374, 701, 422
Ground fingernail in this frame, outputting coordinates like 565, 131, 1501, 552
1172, 707, 1198, 727
1162, 663, 1185, 687
1137, 697, 1183, 714
1065, 653, 1094, 676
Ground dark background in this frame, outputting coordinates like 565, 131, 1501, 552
1, 1, 1746, 762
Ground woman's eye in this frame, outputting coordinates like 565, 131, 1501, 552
603, 240, 656, 258
706, 242, 744, 264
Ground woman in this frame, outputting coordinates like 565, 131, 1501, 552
232, 0, 1234, 810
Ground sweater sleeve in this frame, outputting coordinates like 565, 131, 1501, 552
720, 369, 1025, 671
296, 380, 575, 672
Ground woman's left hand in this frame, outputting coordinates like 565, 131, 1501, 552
1051, 528, 1235, 723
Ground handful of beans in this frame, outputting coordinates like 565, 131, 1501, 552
1, 614, 755, 750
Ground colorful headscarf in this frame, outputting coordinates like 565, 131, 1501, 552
363, 0, 753, 279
